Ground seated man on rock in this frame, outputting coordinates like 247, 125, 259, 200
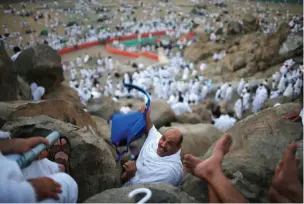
122, 106, 184, 186
0, 135, 78, 203
183, 135, 303, 203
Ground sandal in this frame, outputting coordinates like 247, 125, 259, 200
48, 136, 71, 174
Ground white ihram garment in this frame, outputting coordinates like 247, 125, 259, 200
127, 126, 183, 186
0, 154, 78, 203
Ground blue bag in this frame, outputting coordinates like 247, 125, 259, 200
109, 83, 150, 162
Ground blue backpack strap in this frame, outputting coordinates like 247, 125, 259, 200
123, 83, 151, 112
115, 145, 129, 163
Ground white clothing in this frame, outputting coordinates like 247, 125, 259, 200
107, 58, 113, 71
252, 86, 268, 113
234, 99, 243, 119
214, 115, 236, 132
171, 102, 192, 116
237, 79, 245, 96
272, 71, 281, 83
167, 95, 178, 106
182, 68, 189, 80
200, 85, 209, 101
242, 92, 250, 110
283, 83, 293, 97
0, 153, 36, 203
83, 54, 89, 63
0, 131, 10, 139
76, 57, 82, 67
200, 63, 206, 71
270, 90, 281, 99
272, 80, 277, 90
30, 82, 38, 93
124, 73, 130, 84
215, 89, 221, 103
97, 58, 103, 66
294, 78, 303, 95
277, 76, 286, 92
120, 106, 132, 114
11, 51, 21, 61
280, 65, 288, 75
224, 86, 233, 101
220, 83, 228, 99
32, 87, 45, 101
0, 154, 78, 203
127, 126, 183, 186
210, 33, 216, 41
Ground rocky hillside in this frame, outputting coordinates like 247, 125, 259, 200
185, 17, 302, 82
0, 41, 302, 203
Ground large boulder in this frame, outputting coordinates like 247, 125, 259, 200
222, 52, 247, 72
279, 33, 303, 56
91, 115, 121, 167
43, 84, 84, 109
2, 115, 121, 202
91, 115, 111, 142
190, 103, 213, 123
84, 183, 198, 203
184, 42, 225, 63
262, 96, 293, 110
181, 103, 303, 202
150, 100, 176, 128
176, 112, 203, 124
87, 97, 120, 120
0, 100, 97, 130
160, 123, 223, 157
258, 23, 291, 66
15, 44, 64, 91
0, 42, 31, 101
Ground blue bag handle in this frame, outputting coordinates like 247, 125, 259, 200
123, 83, 151, 113
115, 145, 129, 163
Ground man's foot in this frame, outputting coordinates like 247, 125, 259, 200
183, 154, 202, 175
269, 143, 303, 203
183, 134, 232, 180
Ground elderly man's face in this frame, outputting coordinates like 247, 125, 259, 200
157, 128, 182, 157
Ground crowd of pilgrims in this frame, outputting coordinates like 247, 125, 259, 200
1, 0, 302, 132
63, 50, 302, 132
2, 0, 302, 52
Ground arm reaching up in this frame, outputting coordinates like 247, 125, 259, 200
140, 105, 153, 134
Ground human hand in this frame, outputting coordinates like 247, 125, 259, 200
123, 160, 136, 179
28, 177, 62, 201
11, 137, 49, 154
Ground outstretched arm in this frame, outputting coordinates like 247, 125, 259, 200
140, 105, 153, 134
0, 137, 49, 154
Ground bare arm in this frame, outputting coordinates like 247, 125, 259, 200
0, 137, 49, 154
145, 109, 153, 134
139, 105, 153, 134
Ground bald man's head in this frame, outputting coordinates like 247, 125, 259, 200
157, 128, 183, 157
